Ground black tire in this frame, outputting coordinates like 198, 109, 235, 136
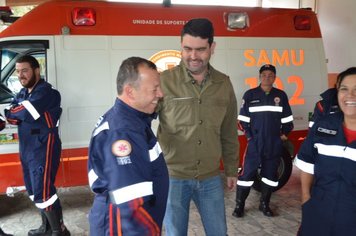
252, 147, 293, 192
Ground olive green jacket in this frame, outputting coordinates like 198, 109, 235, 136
157, 62, 239, 180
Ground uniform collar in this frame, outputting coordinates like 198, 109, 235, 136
115, 98, 156, 123
27, 78, 44, 94
258, 84, 275, 94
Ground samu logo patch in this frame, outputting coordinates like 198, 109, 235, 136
112, 140, 132, 165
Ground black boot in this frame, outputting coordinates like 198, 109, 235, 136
232, 186, 250, 218
28, 211, 52, 236
0, 227, 13, 236
259, 183, 274, 217
44, 209, 70, 236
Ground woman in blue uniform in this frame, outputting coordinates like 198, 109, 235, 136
295, 67, 356, 236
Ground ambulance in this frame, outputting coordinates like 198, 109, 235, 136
0, 0, 327, 194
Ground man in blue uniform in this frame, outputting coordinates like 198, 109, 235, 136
88, 57, 169, 236
4, 55, 70, 236
233, 64, 294, 217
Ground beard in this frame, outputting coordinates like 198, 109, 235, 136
21, 74, 37, 89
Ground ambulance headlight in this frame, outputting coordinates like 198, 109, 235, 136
227, 12, 249, 30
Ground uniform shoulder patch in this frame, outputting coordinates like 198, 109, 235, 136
112, 140, 132, 157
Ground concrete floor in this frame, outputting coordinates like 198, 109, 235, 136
0, 167, 302, 236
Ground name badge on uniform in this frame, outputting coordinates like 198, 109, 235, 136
250, 99, 260, 104
112, 140, 132, 165
317, 127, 337, 136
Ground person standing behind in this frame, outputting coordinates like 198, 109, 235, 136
295, 67, 356, 236
4, 55, 70, 235
87, 57, 169, 236
309, 87, 339, 128
233, 64, 294, 218
0, 115, 13, 236
157, 18, 239, 236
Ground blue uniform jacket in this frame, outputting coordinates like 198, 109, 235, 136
296, 112, 356, 236
5, 79, 62, 155
88, 98, 169, 236
238, 86, 294, 140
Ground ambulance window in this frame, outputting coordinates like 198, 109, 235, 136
0, 40, 48, 104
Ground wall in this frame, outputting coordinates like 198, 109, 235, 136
317, 0, 356, 86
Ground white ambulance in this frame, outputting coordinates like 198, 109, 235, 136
0, 1, 327, 194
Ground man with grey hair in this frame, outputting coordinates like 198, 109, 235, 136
88, 57, 169, 235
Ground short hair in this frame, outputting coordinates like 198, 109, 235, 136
116, 57, 157, 95
336, 67, 356, 89
259, 64, 276, 74
16, 55, 40, 69
181, 18, 214, 46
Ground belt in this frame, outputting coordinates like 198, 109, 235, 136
30, 127, 58, 135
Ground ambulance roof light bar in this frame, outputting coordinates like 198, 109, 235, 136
226, 12, 249, 30
72, 8, 96, 26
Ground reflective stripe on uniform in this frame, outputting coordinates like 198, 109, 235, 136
93, 121, 109, 137
315, 143, 356, 162
237, 180, 254, 187
237, 115, 250, 123
88, 169, 98, 188
249, 105, 283, 113
281, 115, 293, 123
261, 177, 278, 187
149, 142, 162, 162
294, 156, 314, 174
21, 100, 40, 120
35, 194, 58, 209
109, 181, 153, 205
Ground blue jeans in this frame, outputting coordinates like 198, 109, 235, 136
163, 175, 227, 236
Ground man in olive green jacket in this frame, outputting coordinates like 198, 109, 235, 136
157, 18, 239, 236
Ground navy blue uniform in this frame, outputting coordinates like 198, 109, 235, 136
88, 98, 169, 236
309, 88, 339, 128
237, 86, 293, 187
295, 113, 356, 236
5, 79, 62, 211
